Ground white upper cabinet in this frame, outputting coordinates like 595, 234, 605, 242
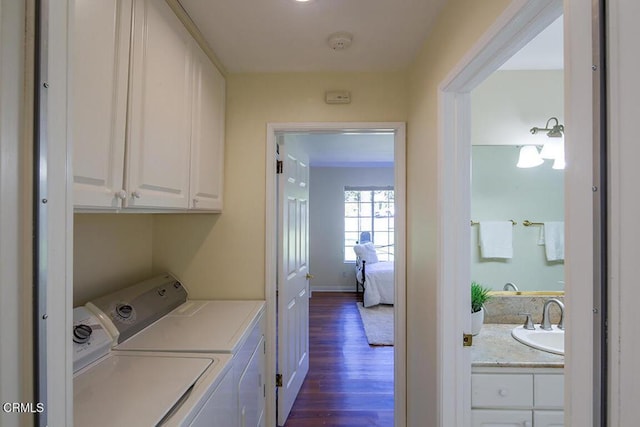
71, 0, 131, 208
126, 0, 193, 209
70, 0, 225, 212
189, 42, 225, 211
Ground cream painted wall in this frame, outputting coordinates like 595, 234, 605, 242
73, 214, 154, 305
0, 0, 33, 423
152, 72, 408, 299
405, 0, 510, 425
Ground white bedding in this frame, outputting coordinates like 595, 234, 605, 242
357, 261, 394, 308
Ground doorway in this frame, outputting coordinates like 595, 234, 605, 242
265, 122, 406, 426
435, 1, 598, 426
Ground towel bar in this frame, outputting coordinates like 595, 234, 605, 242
470, 219, 517, 226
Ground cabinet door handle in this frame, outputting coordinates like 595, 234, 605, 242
523, 421, 532, 427
498, 388, 508, 397
131, 191, 141, 199
193, 198, 199, 207
115, 190, 127, 200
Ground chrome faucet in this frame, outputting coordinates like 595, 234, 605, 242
541, 298, 564, 330
518, 312, 535, 330
503, 282, 519, 291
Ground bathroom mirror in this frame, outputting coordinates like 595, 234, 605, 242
470, 69, 564, 293
470, 145, 564, 292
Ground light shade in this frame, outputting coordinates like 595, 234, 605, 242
517, 146, 544, 168
552, 142, 566, 169
540, 139, 562, 160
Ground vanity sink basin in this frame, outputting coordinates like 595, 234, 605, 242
511, 325, 564, 355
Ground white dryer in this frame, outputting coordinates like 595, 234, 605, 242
72, 307, 233, 427
84, 273, 266, 427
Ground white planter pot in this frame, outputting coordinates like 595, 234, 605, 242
471, 307, 485, 336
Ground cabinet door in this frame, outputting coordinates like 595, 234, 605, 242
258, 335, 266, 427
127, 0, 192, 209
238, 336, 264, 427
189, 43, 225, 211
534, 410, 564, 427
534, 374, 564, 409
71, 0, 131, 208
471, 409, 533, 427
189, 368, 235, 427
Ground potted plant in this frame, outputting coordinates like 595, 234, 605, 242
471, 281, 492, 335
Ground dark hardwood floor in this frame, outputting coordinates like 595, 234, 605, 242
283, 292, 394, 427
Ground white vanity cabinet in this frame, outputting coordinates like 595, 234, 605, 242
70, 0, 225, 212
472, 410, 533, 426
471, 368, 564, 427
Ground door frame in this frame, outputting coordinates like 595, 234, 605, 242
437, 1, 596, 426
265, 121, 406, 427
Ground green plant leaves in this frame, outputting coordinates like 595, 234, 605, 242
471, 281, 492, 313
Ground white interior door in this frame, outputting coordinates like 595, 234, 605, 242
277, 141, 310, 426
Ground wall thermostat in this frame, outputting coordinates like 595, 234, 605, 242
325, 90, 351, 104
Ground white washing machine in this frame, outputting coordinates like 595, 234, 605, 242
72, 307, 234, 427
83, 273, 266, 427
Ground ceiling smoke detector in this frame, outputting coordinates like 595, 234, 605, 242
327, 32, 353, 50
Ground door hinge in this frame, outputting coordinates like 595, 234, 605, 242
276, 160, 283, 174
463, 333, 473, 347
276, 374, 283, 387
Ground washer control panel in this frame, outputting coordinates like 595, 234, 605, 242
72, 307, 113, 373
85, 273, 188, 344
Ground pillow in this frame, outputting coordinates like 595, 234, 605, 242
362, 242, 379, 264
353, 242, 379, 264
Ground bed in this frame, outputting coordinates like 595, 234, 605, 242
353, 242, 394, 308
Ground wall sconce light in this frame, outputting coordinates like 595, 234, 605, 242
552, 145, 565, 169
516, 145, 544, 168
530, 117, 564, 138
527, 117, 565, 170
539, 138, 562, 160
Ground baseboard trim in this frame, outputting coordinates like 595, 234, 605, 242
311, 286, 357, 293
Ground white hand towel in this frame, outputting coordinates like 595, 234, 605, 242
479, 221, 513, 259
542, 221, 564, 261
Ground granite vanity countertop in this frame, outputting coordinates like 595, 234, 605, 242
472, 323, 564, 368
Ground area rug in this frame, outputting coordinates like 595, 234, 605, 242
356, 302, 394, 346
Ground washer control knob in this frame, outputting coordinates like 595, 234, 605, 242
157, 288, 167, 297
73, 324, 93, 344
115, 304, 133, 319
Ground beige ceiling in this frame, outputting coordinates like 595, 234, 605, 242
178, 0, 448, 73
